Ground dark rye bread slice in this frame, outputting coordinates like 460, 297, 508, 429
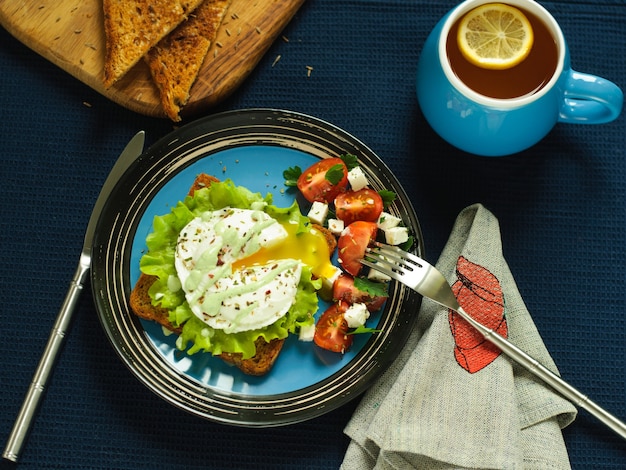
130, 270, 285, 375
219, 338, 285, 375
103, 0, 206, 88
130, 272, 182, 334
146, 0, 232, 122
129, 173, 335, 376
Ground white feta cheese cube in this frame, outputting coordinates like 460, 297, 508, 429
377, 211, 402, 230
299, 323, 316, 342
384, 226, 409, 245
344, 303, 370, 328
307, 201, 329, 225
327, 218, 344, 235
347, 166, 369, 190
368, 264, 391, 282
320, 265, 342, 294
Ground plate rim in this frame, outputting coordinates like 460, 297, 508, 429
91, 108, 424, 426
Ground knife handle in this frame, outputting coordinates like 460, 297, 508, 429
3, 255, 90, 463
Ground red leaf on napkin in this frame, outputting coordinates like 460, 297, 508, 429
448, 256, 508, 373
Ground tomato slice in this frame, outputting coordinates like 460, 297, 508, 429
297, 158, 349, 203
337, 220, 378, 276
333, 274, 387, 312
314, 302, 353, 353
334, 188, 383, 225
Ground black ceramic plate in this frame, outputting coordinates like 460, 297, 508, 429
92, 109, 423, 426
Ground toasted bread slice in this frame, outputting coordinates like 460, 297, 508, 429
146, 0, 232, 121
130, 272, 286, 375
313, 223, 337, 255
186, 172, 220, 196
103, 0, 205, 88
130, 273, 182, 334
128, 173, 297, 375
220, 338, 285, 376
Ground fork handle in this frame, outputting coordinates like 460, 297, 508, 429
454, 306, 626, 440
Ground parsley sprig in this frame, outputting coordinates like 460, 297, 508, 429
339, 153, 359, 171
283, 166, 302, 187
325, 164, 345, 185
354, 277, 388, 297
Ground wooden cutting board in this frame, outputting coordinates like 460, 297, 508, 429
0, 0, 305, 119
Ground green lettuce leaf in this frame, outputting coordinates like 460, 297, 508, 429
138, 178, 319, 359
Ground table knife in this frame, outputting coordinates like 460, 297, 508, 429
2, 131, 146, 463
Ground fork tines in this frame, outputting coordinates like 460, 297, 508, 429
361, 242, 421, 281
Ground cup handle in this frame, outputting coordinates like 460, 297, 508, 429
559, 70, 623, 124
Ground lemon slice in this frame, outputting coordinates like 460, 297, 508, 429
457, 3, 534, 70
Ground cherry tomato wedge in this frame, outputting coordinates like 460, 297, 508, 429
337, 221, 378, 276
297, 158, 349, 203
314, 302, 353, 353
333, 274, 387, 312
334, 188, 383, 225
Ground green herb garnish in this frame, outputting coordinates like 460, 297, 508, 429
399, 236, 415, 253
378, 189, 397, 208
325, 163, 346, 185
340, 153, 359, 171
349, 325, 381, 335
283, 166, 302, 187
354, 276, 389, 297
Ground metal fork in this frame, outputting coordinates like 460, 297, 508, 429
362, 242, 626, 440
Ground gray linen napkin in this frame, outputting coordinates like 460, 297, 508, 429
341, 204, 577, 470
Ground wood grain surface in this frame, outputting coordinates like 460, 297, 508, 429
0, 0, 305, 119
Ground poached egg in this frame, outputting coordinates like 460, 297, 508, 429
174, 207, 334, 333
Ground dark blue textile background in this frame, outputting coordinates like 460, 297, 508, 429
1, 0, 625, 468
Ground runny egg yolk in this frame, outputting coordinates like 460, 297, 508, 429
231, 222, 336, 280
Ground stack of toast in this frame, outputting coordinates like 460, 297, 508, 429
103, 0, 232, 121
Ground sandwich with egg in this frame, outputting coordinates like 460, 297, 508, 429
130, 173, 337, 375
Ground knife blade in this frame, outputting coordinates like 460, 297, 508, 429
2, 131, 146, 463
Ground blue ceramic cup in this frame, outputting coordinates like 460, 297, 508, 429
416, 0, 623, 156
